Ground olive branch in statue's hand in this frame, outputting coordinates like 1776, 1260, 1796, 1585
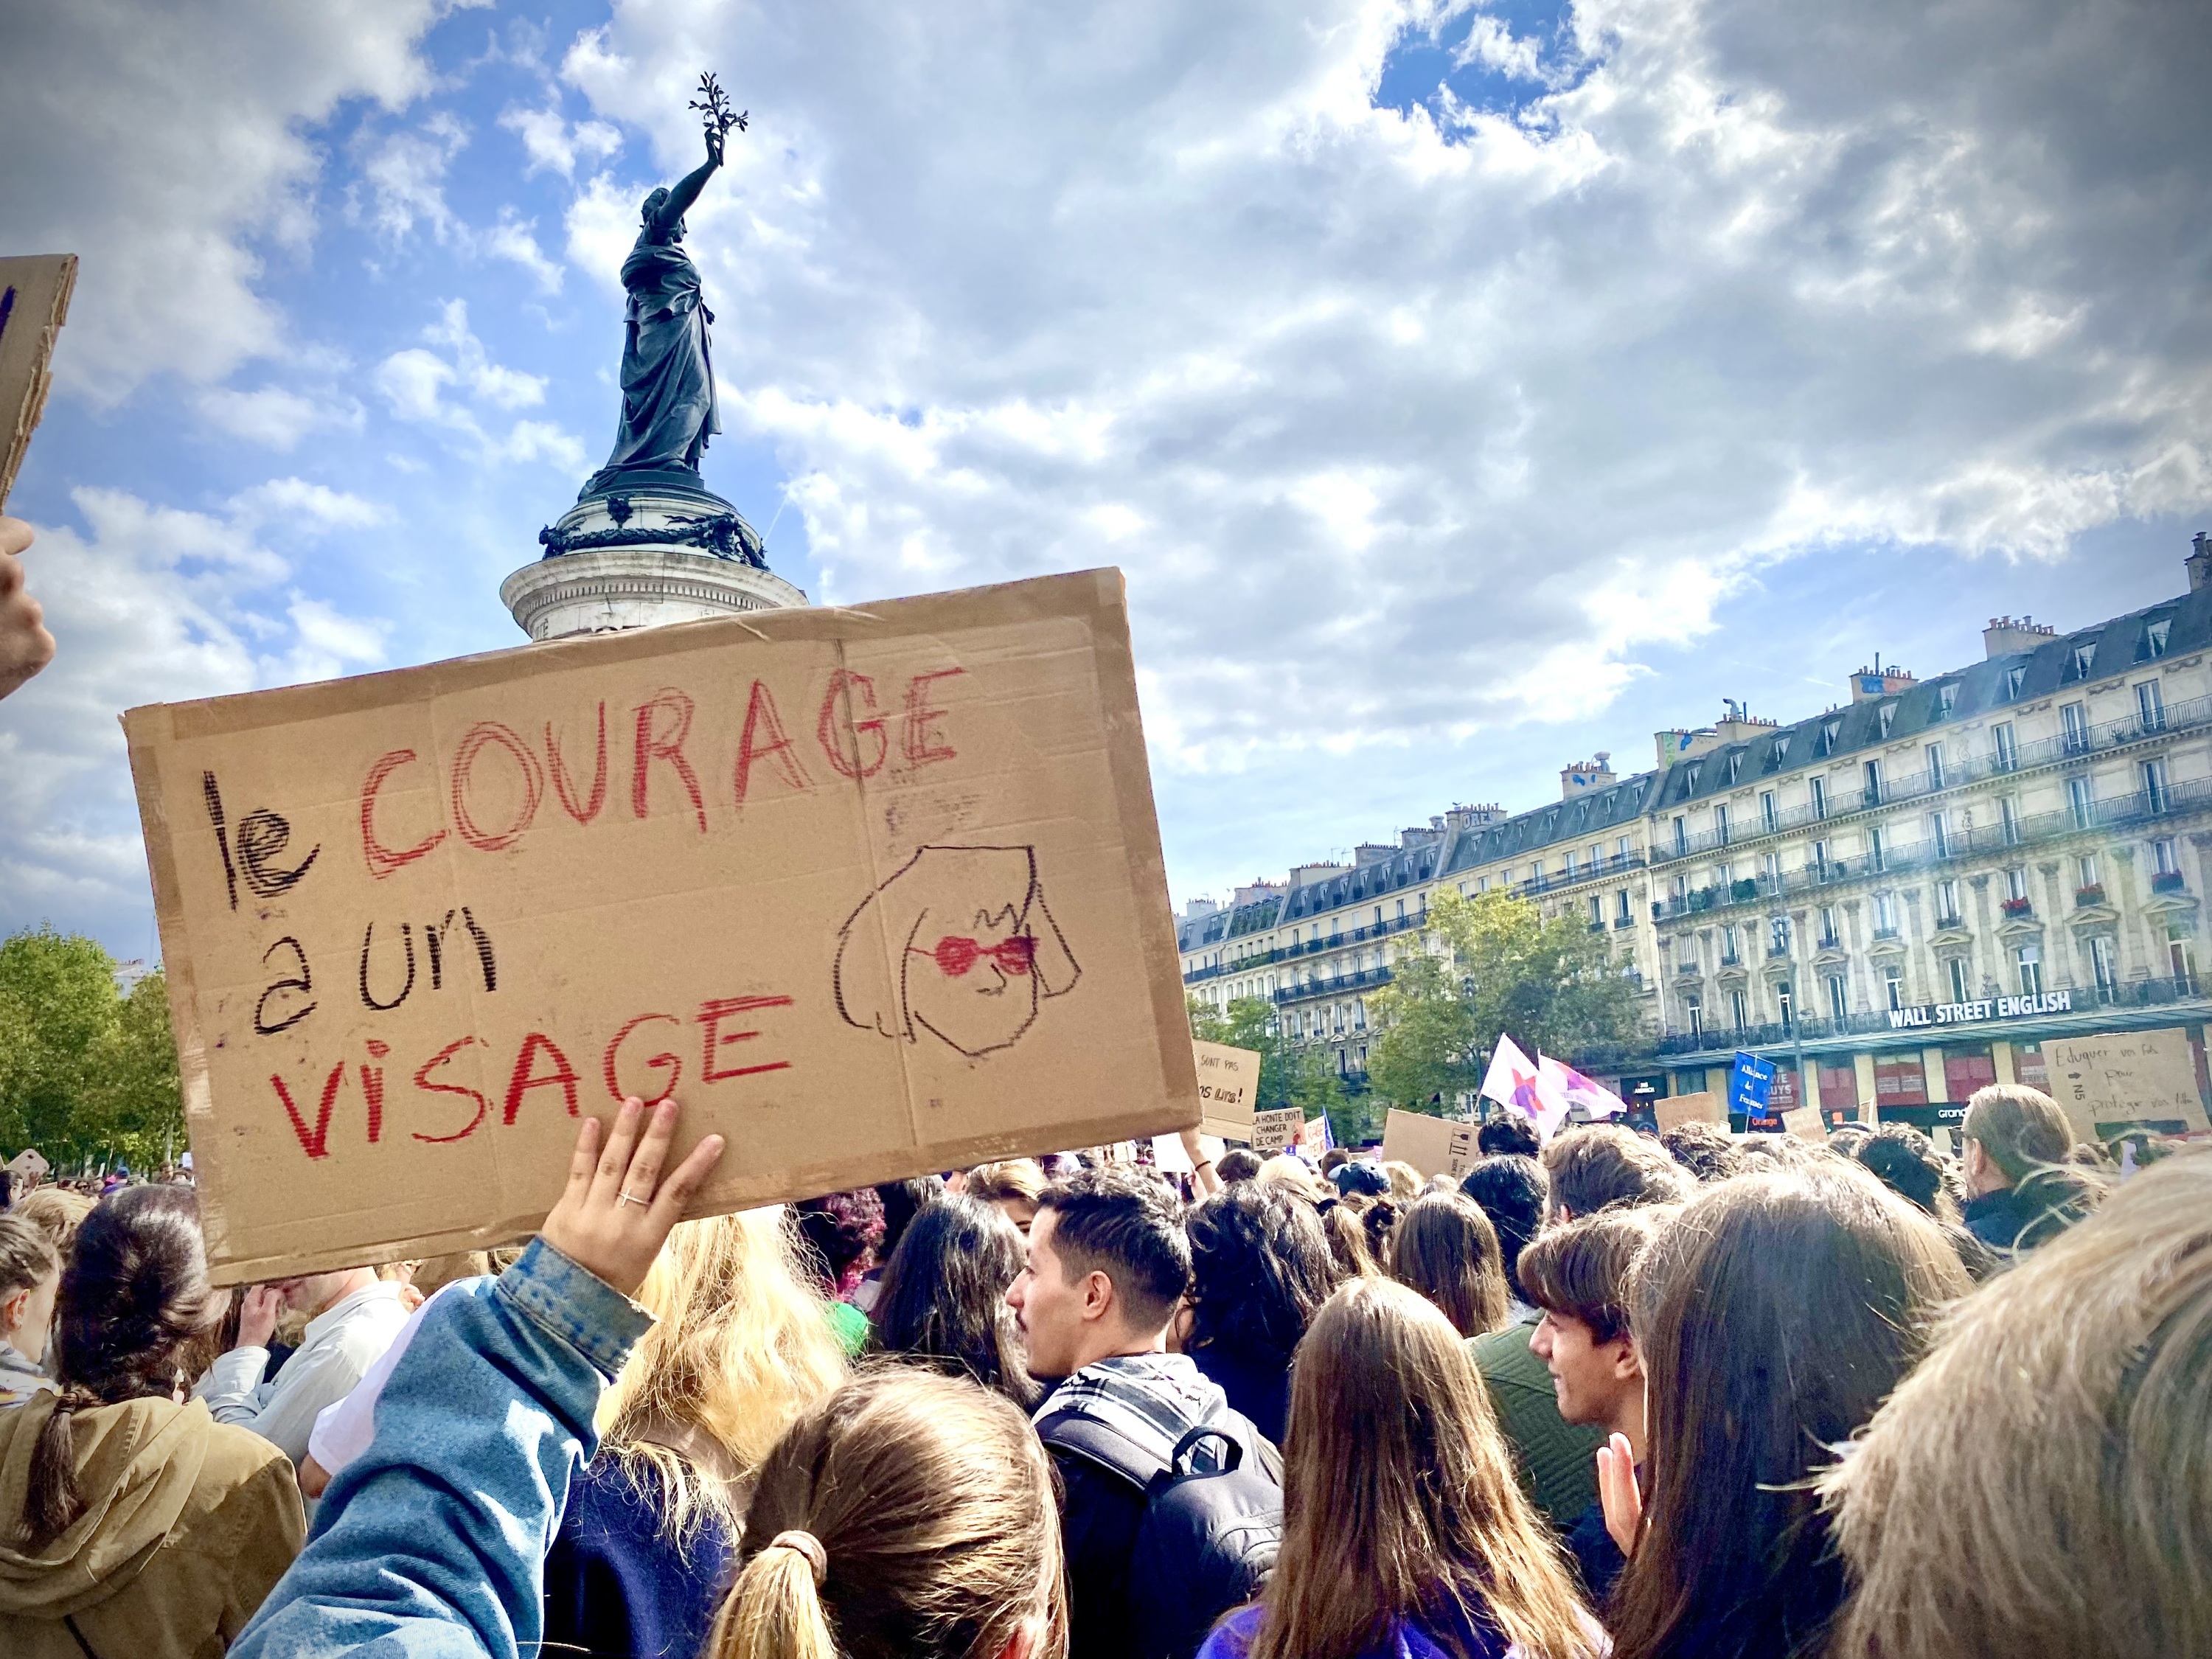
691, 72, 747, 162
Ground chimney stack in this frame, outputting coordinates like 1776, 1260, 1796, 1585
1982, 616, 2056, 659
2188, 531, 2212, 592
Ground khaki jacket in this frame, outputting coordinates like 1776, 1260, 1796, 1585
0, 1392, 305, 1659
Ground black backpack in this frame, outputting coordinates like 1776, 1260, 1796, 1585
1046, 1416, 1284, 1659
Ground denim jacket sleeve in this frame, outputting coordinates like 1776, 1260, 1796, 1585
230, 1237, 655, 1659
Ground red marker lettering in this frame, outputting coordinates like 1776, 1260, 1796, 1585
815, 669, 888, 781
734, 679, 812, 806
361, 1038, 391, 1144
633, 690, 708, 833
412, 1037, 488, 1144
450, 721, 545, 852
546, 702, 610, 824
504, 1031, 580, 1124
360, 750, 447, 879
698, 995, 796, 1082
271, 1062, 346, 1160
602, 1013, 683, 1105
902, 668, 966, 769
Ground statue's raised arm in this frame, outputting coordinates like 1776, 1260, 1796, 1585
584, 75, 746, 497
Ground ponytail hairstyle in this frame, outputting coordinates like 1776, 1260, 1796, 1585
16, 1186, 221, 1548
710, 1366, 1066, 1659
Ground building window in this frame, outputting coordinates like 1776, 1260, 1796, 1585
1948, 956, 1971, 1002
1929, 810, 1950, 859
2000, 795, 2021, 845
1863, 758, 1883, 806
2062, 701, 2089, 752
2077, 853, 2100, 891
1811, 839, 1830, 877
1673, 816, 1688, 857
1615, 888, 1632, 925
1877, 705, 1896, 740
2067, 775, 2094, 827
1882, 967, 1905, 1011
1477, 876, 1489, 893
2090, 936, 2118, 995
1820, 720, 1842, 755
1588, 894, 1603, 926
1680, 936, 1699, 970
2005, 665, 2026, 699
1938, 683, 1958, 717
1925, 741, 1945, 787
1760, 790, 1778, 834
2017, 944, 2043, 996
1826, 973, 1848, 1021
2006, 866, 2029, 902
2143, 757, 2170, 813
1809, 775, 1828, 818
1992, 721, 2017, 771
1771, 737, 1790, 766
2137, 679, 2166, 730
1770, 917, 1791, 955
2154, 837, 2180, 877
1936, 879, 1960, 926
1714, 804, 1731, 844
1562, 850, 1577, 879
1869, 824, 1888, 871
1686, 995, 1704, 1044
1874, 891, 1898, 933
2171, 939, 2198, 994
1722, 924, 1741, 964
2073, 644, 2096, 680
1762, 852, 1781, 883
1616, 835, 1632, 860
1730, 989, 1750, 1034
1819, 905, 1840, 947
1777, 981, 1795, 1031
1727, 754, 1742, 784
1396, 897, 1407, 919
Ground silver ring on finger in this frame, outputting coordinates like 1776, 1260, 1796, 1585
616, 1187, 649, 1207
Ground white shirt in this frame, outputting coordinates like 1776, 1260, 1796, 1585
195, 1279, 412, 1463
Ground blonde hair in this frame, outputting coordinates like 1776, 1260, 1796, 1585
710, 1366, 1067, 1659
1251, 1279, 1591, 1659
1822, 1150, 2212, 1659
12, 1188, 94, 1259
598, 1208, 849, 1547
1380, 1160, 1422, 1203
963, 1159, 1047, 1208
1254, 1154, 1321, 1200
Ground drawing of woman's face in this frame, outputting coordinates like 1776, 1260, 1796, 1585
906, 905, 1041, 1057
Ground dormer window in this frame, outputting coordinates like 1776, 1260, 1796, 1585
1938, 684, 1958, 716
2005, 665, 2025, 698
1818, 720, 1841, 756
1725, 754, 1742, 784
2146, 619, 2172, 659
2073, 643, 2096, 680
1770, 736, 1790, 767
1684, 763, 1702, 793
1877, 704, 1896, 739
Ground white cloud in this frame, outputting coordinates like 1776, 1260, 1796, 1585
194, 385, 366, 451
354, 111, 470, 244
484, 206, 566, 293
372, 299, 580, 469
558, 0, 2210, 782
0, 0, 448, 401
0, 487, 387, 933
500, 100, 622, 178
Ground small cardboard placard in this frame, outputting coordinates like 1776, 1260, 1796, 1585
0, 254, 77, 507
1380, 1107, 1477, 1179
2043, 1027, 2210, 1139
1192, 1040, 1260, 1141
5, 1148, 49, 1182
125, 569, 1197, 1283
1653, 1090, 1726, 1132
1248, 1107, 1304, 1156
1780, 1105, 1826, 1141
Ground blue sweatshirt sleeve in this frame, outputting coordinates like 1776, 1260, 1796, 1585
231, 1237, 654, 1659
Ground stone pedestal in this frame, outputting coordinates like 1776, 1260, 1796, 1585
501, 473, 807, 641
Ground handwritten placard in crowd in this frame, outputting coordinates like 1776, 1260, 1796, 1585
1654, 1091, 1726, 1132
1381, 1108, 1477, 1179
1248, 1107, 1305, 1156
2044, 1027, 2210, 1138
127, 571, 1196, 1281
1192, 1040, 1260, 1141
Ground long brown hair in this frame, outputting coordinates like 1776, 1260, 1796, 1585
1606, 1165, 1969, 1659
15, 1186, 224, 1548
1388, 1193, 1510, 1338
1246, 1279, 1591, 1659
710, 1366, 1066, 1659
1821, 1150, 2212, 1659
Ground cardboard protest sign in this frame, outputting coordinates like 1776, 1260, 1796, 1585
1654, 1091, 1725, 1132
0, 254, 76, 507
6, 1148, 49, 1182
1192, 1040, 1260, 1141
1381, 1108, 1476, 1180
1780, 1105, 1826, 1142
2044, 1028, 2210, 1138
126, 569, 1196, 1282
1248, 1107, 1304, 1156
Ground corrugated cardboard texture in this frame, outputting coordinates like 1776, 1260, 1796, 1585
125, 568, 1197, 1282
2045, 1027, 2210, 1137
0, 254, 76, 508
1653, 1091, 1725, 1132
1380, 1107, 1476, 1178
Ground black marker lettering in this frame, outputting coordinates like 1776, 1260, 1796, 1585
235, 809, 319, 897
460, 906, 497, 992
203, 771, 240, 911
254, 936, 315, 1035
359, 921, 417, 1011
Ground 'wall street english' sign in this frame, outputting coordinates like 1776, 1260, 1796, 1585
1885, 991, 2073, 1032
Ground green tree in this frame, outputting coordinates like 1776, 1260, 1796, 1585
0, 927, 186, 1172
1368, 887, 1641, 1115
1186, 992, 1372, 1143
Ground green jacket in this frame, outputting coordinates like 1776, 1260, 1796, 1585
1469, 1312, 1605, 1533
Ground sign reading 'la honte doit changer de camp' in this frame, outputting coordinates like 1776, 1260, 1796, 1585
127, 571, 1197, 1283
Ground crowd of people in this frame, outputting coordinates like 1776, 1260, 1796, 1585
0, 1080, 2200, 1659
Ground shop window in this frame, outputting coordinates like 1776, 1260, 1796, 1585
2014, 1042, 2049, 1091
1874, 1056, 1930, 1105
1769, 1065, 1801, 1111
1818, 1063, 1860, 1113
1942, 1047, 1996, 1102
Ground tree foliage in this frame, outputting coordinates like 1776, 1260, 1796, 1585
1189, 993, 1372, 1147
0, 926, 184, 1172
1367, 888, 1642, 1112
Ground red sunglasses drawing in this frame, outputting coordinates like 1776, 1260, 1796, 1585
835, 844, 1081, 1057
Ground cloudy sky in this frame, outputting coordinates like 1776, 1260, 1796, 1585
3, 0, 2207, 961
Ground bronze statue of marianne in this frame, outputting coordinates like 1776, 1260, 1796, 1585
585, 76, 747, 498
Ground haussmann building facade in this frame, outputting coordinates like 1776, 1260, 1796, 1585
1176, 537, 2212, 1139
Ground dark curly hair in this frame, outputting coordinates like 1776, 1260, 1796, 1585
1851, 1125, 1952, 1220
870, 1195, 1040, 1409
1660, 1119, 1745, 1183
19, 1186, 222, 1547
790, 1189, 886, 1298
1185, 1183, 1339, 1367
1477, 1115, 1543, 1159
1458, 1154, 1547, 1296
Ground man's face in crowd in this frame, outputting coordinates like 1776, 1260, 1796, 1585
1531, 1307, 1639, 1430
1007, 1207, 1085, 1380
